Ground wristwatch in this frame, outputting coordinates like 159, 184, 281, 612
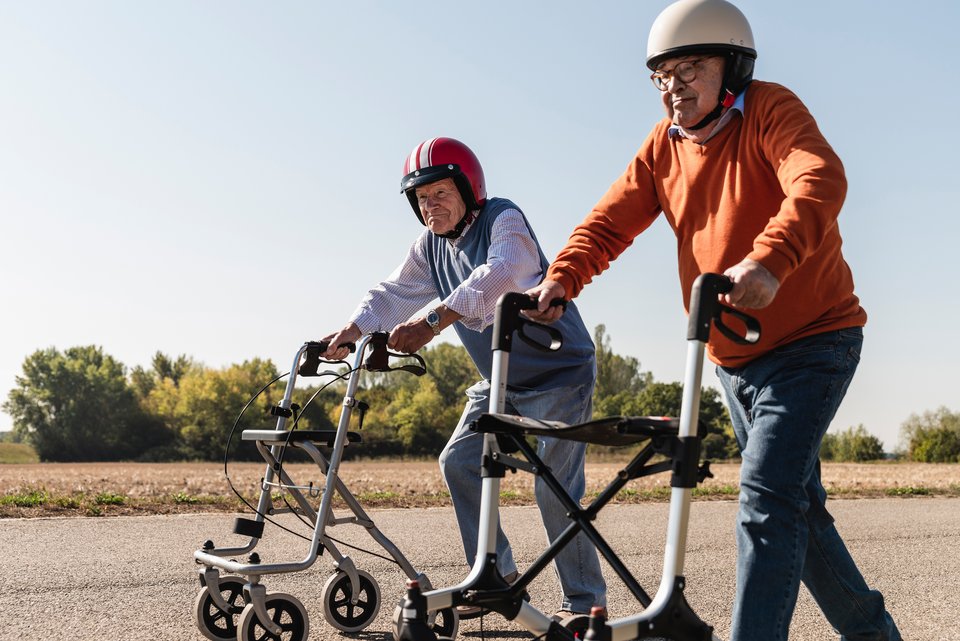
425, 308, 442, 336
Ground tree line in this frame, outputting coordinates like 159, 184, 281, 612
4, 326, 956, 463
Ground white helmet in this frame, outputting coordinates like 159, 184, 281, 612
647, 0, 756, 95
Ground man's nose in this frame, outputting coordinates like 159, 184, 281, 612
666, 74, 687, 92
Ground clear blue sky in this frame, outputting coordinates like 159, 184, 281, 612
1, 1, 957, 451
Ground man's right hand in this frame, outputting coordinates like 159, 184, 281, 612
321, 323, 361, 360
722, 259, 779, 309
523, 279, 567, 323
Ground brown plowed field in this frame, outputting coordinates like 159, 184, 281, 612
1, 460, 957, 518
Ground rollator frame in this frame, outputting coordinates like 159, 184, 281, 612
395, 273, 759, 641
192, 333, 458, 641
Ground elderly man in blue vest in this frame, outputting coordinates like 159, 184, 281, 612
322, 137, 605, 618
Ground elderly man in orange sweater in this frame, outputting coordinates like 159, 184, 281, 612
526, 1, 901, 640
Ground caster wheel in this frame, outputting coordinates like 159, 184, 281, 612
392, 603, 459, 641
322, 569, 381, 633
430, 607, 459, 640
193, 575, 246, 641
237, 592, 309, 641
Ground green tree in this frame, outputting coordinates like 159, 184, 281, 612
820, 425, 885, 461
292, 384, 340, 432
617, 382, 737, 459
587, 325, 735, 458
328, 366, 405, 457
593, 324, 652, 407
4, 346, 171, 461
422, 342, 477, 406
130, 352, 197, 399
911, 429, 960, 463
145, 358, 280, 460
346, 342, 476, 456
388, 377, 460, 454
901, 407, 960, 462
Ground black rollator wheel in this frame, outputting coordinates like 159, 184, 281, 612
193, 575, 246, 641
392, 603, 460, 640
322, 569, 381, 633
236, 592, 309, 641
430, 607, 459, 639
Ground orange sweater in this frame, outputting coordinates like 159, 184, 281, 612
547, 81, 866, 367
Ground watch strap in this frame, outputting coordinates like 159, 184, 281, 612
425, 309, 442, 336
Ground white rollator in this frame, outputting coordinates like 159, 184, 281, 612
395, 273, 759, 641
193, 333, 458, 641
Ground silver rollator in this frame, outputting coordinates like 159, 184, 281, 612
193, 333, 458, 641
395, 273, 759, 641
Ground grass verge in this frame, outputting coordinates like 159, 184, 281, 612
3, 482, 958, 519
0, 443, 39, 464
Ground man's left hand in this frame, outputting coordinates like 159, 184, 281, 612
722, 259, 780, 309
387, 318, 434, 354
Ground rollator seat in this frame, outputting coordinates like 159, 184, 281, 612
241, 429, 362, 447
471, 413, 700, 447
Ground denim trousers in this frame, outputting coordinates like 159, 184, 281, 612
717, 328, 901, 641
438, 378, 607, 613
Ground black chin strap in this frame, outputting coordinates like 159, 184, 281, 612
687, 88, 735, 131
437, 210, 477, 239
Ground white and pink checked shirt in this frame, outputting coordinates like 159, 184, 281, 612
349, 208, 542, 334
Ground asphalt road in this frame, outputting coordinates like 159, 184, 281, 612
1, 498, 957, 641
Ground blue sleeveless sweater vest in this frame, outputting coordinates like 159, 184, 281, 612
426, 197, 595, 390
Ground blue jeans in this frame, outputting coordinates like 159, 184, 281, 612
438, 379, 607, 613
717, 328, 900, 641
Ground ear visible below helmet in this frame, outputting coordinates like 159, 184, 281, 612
647, 0, 757, 97
401, 137, 486, 225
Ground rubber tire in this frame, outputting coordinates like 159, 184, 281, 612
193, 575, 246, 641
236, 592, 309, 641
430, 607, 459, 639
321, 569, 381, 633
392, 603, 459, 641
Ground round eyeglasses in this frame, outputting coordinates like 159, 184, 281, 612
650, 57, 714, 91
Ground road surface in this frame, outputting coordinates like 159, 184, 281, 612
1, 498, 957, 640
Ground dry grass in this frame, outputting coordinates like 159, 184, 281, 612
1, 458, 957, 518
0, 442, 39, 464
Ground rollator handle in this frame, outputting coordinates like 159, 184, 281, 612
364, 332, 427, 376
299, 340, 356, 376
492, 293, 564, 353
687, 273, 761, 345
312, 339, 357, 353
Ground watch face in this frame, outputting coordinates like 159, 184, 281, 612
426, 310, 440, 326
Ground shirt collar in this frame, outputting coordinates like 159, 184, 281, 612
668, 90, 746, 142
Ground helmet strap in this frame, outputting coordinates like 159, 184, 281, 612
686, 51, 744, 132
437, 209, 477, 239
687, 87, 734, 131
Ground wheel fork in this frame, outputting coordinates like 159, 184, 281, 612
244, 581, 283, 636
198, 568, 240, 614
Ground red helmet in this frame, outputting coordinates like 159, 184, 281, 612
401, 137, 486, 224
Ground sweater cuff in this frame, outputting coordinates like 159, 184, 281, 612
545, 266, 581, 300
746, 245, 795, 284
